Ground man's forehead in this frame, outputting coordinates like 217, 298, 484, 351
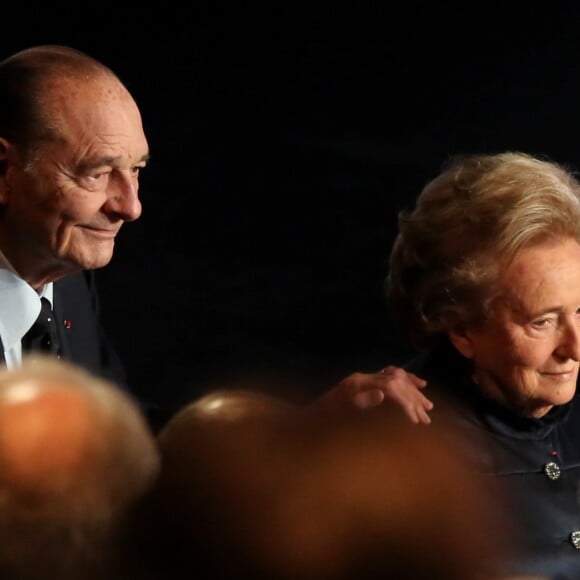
44, 73, 141, 130
40, 88, 148, 166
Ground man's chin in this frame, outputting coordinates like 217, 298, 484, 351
70, 248, 115, 271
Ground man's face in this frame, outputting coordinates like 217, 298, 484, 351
0, 74, 149, 287
456, 237, 580, 418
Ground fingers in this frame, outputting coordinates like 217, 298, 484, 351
351, 384, 433, 424
408, 405, 432, 425
379, 366, 427, 387
375, 369, 431, 404
373, 366, 434, 424
417, 392, 434, 411
417, 407, 432, 424
407, 372, 428, 388
396, 392, 433, 424
313, 368, 433, 422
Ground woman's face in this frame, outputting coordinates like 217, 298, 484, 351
452, 237, 580, 418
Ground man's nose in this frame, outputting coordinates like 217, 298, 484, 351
103, 173, 142, 222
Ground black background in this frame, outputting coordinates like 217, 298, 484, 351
6, 4, 580, 409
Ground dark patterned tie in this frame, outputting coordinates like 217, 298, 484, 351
21, 297, 61, 356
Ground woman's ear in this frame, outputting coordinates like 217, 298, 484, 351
448, 324, 476, 360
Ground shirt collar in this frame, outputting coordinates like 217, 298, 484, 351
0, 250, 54, 350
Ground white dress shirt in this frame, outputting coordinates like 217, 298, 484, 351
0, 251, 53, 368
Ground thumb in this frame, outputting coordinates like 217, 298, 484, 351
352, 388, 385, 410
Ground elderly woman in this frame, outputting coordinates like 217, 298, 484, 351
366, 151, 580, 579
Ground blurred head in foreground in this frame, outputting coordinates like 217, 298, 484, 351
135, 388, 506, 579
0, 355, 160, 580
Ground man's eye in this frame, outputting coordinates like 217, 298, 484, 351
78, 171, 109, 191
87, 171, 109, 181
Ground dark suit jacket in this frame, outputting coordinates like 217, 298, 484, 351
0, 270, 126, 384
51, 270, 129, 389
0, 270, 168, 432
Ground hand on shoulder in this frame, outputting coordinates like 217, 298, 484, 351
311, 365, 432, 424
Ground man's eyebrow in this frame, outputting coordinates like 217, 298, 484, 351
77, 153, 151, 172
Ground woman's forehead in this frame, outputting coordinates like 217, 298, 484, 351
498, 238, 580, 311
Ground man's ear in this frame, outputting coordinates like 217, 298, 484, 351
448, 324, 476, 360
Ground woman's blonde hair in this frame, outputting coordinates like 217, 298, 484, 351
386, 151, 580, 349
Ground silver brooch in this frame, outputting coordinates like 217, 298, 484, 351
543, 461, 561, 481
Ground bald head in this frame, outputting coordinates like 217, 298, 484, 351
0, 376, 103, 494
0, 357, 160, 579
0, 45, 123, 148
0, 45, 136, 150
0, 45, 115, 85
0, 356, 159, 503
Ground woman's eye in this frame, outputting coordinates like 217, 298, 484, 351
532, 318, 552, 329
